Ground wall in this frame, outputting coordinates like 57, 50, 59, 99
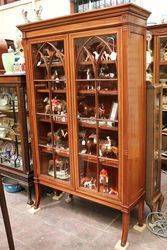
0, 0, 70, 40
0, 0, 167, 40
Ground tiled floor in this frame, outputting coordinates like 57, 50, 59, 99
0, 173, 167, 250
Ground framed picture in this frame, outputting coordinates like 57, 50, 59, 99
109, 102, 118, 121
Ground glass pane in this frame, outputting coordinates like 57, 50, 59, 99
32, 39, 71, 185
146, 32, 154, 83
74, 33, 119, 197
159, 37, 167, 86
0, 86, 23, 170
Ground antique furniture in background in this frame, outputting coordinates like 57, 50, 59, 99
147, 24, 167, 173
0, 38, 15, 73
0, 74, 33, 205
146, 83, 164, 211
18, 4, 150, 247
0, 174, 15, 250
0, 0, 19, 6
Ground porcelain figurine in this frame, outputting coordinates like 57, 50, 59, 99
85, 52, 90, 62
93, 51, 99, 61
86, 68, 91, 80
99, 169, 109, 193
79, 101, 95, 118
109, 187, 118, 195
109, 51, 117, 61
22, 9, 31, 23
99, 104, 105, 118
146, 32, 153, 70
81, 177, 96, 190
146, 72, 153, 82
0, 128, 8, 139
99, 67, 105, 78
55, 158, 70, 180
51, 70, 60, 83
102, 50, 110, 61
164, 51, 167, 61
99, 136, 118, 158
44, 97, 66, 115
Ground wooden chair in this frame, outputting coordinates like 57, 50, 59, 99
0, 175, 15, 250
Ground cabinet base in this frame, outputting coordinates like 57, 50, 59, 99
133, 223, 146, 232
115, 240, 129, 250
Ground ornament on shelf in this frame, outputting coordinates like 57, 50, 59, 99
22, 9, 30, 24
81, 177, 97, 190
146, 32, 153, 70
109, 187, 118, 195
99, 168, 109, 193
99, 136, 118, 158
51, 70, 60, 83
99, 103, 105, 119
146, 72, 153, 82
44, 96, 67, 115
102, 50, 110, 61
93, 51, 100, 61
87, 68, 91, 80
21, 0, 43, 23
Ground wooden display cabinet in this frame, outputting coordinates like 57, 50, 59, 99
147, 24, 167, 204
146, 83, 164, 211
18, 4, 150, 246
0, 74, 33, 205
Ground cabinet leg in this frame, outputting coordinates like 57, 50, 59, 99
138, 199, 144, 227
0, 194, 15, 249
121, 212, 130, 247
27, 185, 34, 206
158, 194, 164, 212
34, 181, 40, 209
65, 194, 74, 203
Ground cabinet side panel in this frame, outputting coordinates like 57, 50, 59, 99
124, 31, 146, 205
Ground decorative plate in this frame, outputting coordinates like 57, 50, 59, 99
0, 93, 12, 109
2, 142, 16, 157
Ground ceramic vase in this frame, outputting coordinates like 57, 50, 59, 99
2, 52, 15, 74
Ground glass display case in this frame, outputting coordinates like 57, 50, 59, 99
19, 4, 150, 247
146, 83, 164, 211
147, 25, 167, 172
0, 74, 33, 205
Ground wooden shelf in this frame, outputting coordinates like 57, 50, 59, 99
38, 116, 68, 125
34, 79, 66, 82
78, 89, 118, 95
79, 121, 96, 128
160, 61, 167, 66
37, 62, 64, 68
0, 137, 21, 143
78, 90, 96, 95
79, 60, 117, 65
37, 89, 66, 94
99, 157, 118, 167
79, 153, 97, 163
39, 144, 69, 157
76, 78, 118, 82
98, 90, 118, 95
99, 125, 118, 131
161, 156, 167, 161
79, 153, 118, 167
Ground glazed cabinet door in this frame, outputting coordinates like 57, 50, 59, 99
70, 29, 121, 201
29, 36, 74, 189
0, 84, 25, 172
